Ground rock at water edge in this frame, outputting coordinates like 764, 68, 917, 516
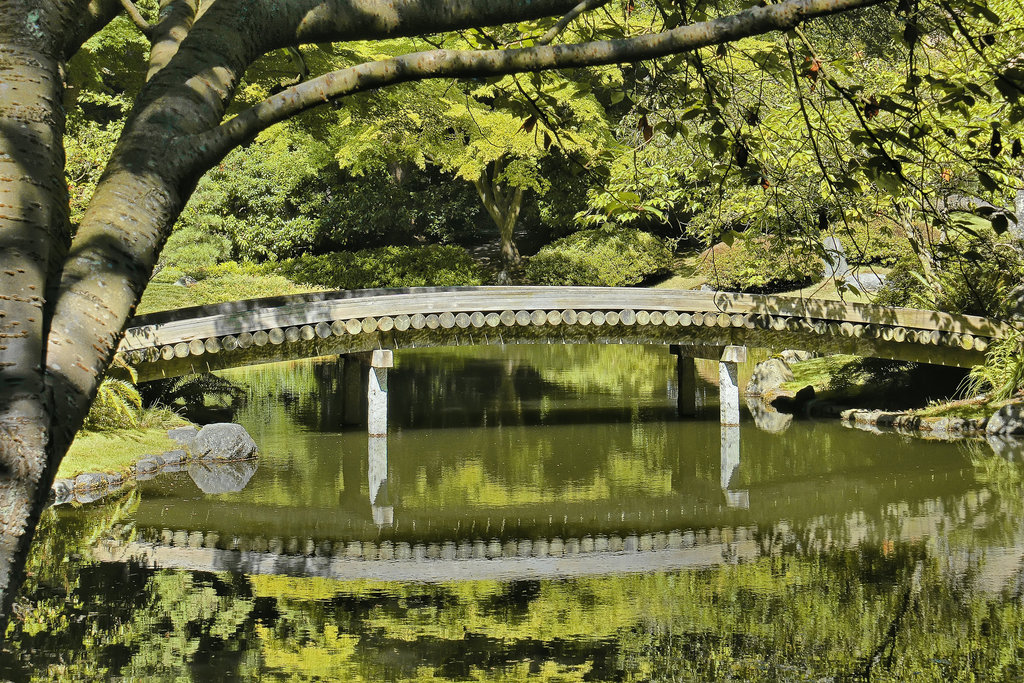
746, 357, 794, 397
986, 402, 1024, 436
192, 423, 258, 461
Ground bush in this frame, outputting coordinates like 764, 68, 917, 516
523, 228, 673, 287
875, 233, 1024, 318
274, 245, 483, 289
831, 219, 913, 267
158, 223, 232, 276
83, 378, 142, 431
697, 237, 821, 293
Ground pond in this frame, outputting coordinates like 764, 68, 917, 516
3, 345, 1024, 680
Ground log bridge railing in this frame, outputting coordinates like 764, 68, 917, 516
120, 286, 1013, 379
117, 286, 1016, 427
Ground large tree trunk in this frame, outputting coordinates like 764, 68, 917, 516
0, 0, 74, 617
473, 161, 525, 281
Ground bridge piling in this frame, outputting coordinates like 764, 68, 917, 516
676, 355, 697, 417
719, 345, 747, 427
368, 350, 393, 437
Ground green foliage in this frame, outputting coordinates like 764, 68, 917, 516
832, 219, 912, 267
697, 236, 821, 292
875, 228, 1024, 318
274, 245, 483, 289
137, 264, 321, 314
965, 330, 1024, 401
82, 378, 143, 431
522, 228, 673, 287
159, 223, 233, 275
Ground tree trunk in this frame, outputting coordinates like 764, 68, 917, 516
0, 2, 74, 617
473, 161, 525, 280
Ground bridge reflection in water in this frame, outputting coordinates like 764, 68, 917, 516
93, 342, 992, 585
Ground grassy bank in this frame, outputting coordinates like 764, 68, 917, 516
138, 267, 321, 314
59, 426, 188, 479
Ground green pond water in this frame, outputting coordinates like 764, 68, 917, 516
3, 345, 1024, 681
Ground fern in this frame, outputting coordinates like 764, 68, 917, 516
964, 330, 1024, 401
83, 378, 143, 431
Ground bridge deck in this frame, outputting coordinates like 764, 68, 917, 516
120, 287, 1015, 379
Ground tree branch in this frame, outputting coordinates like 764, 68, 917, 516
197, 0, 886, 164
60, 0, 124, 60
537, 0, 611, 46
119, 0, 153, 35
147, 0, 198, 82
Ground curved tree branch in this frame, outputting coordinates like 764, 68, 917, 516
197, 0, 886, 164
537, 0, 611, 46
147, 0, 198, 81
119, 0, 153, 36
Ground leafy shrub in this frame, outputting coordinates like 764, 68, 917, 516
274, 245, 483, 289
830, 219, 913, 267
965, 330, 1024, 400
875, 233, 1024, 318
522, 228, 673, 287
158, 223, 232, 276
697, 237, 821, 293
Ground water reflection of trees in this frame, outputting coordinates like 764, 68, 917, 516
7, 502, 1024, 681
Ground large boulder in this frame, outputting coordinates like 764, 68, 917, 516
168, 426, 198, 452
986, 402, 1024, 436
746, 357, 794, 396
192, 423, 258, 461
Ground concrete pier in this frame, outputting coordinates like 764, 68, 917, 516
367, 349, 392, 437
342, 355, 364, 426
676, 355, 697, 417
718, 345, 746, 427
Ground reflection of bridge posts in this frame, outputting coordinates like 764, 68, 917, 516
670, 344, 746, 425
368, 434, 393, 527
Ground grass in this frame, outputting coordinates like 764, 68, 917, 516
138, 271, 322, 314
59, 407, 192, 479
774, 267, 889, 304
651, 254, 705, 290
60, 427, 183, 479
650, 250, 887, 305
779, 355, 864, 394
913, 396, 1006, 420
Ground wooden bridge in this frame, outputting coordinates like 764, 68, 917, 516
121, 286, 1011, 378
119, 286, 1014, 427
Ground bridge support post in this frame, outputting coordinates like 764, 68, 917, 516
719, 346, 746, 427
677, 355, 697, 417
368, 349, 393, 437
342, 356, 365, 426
